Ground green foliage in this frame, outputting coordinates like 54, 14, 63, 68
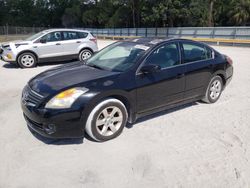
0, 0, 249, 27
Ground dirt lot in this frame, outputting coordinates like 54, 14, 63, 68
0, 40, 250, 188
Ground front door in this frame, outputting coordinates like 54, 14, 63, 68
136, 42, 186, 113
36, 31, 64, 59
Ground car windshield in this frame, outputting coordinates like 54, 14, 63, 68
86, 41, 149, 72
25, 31, 46, 41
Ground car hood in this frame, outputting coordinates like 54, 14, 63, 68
28, 62, 120, 96
1, 40, 31, 48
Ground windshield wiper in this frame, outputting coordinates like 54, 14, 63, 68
87, 64, 105, 70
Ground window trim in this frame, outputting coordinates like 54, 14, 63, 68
136, 41, 182, 75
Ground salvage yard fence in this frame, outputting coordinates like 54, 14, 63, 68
85, 27, 250, 40
1, 26, 250, 46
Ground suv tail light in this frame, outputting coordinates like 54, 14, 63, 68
225, 55, 233, 65
89, 38, 97, 44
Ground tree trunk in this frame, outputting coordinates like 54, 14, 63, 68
208, 0, 215, 26
131, 0, 136, 28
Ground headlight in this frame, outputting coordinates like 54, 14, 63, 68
45, 87, 89, 109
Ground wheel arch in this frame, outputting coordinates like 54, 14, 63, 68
81, 91, 136, 125
79, 47, 94, 54
212, 70, 226, 87
108, 94, 134, 123
17, 50, 39, 62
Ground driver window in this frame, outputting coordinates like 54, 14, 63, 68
145, 43, 180, 68
41, 32, 62, 42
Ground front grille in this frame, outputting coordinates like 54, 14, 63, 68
22, 85, 44, 107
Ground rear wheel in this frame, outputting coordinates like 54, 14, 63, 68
17, 52, 37, 68
85, 99, 128, 142
79, 49, 93, 62
203, 75, 223, 103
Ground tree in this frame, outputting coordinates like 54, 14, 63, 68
208, 0, 216, 26
229, 0, 250, 26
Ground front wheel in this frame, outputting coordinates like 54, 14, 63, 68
17, 52, 37, 68
202, 75, 223, 103
85, 99, 128, 142
79, 49, 93, 62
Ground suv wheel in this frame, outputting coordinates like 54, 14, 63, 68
18, 52, 37, 68
203, 75, 223, 103
79, 49, 93, 62
85, 99, 128, 142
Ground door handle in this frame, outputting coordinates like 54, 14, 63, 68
76, 41, 81, 43
56, 43, 61, 45
176, 73, 185, 79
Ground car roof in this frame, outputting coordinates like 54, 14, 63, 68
125, 37, 211, 48
42, 28, 90, 33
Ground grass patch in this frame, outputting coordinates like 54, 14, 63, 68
0, 35, 30, 43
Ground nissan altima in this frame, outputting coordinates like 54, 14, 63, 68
21, 38, 233, 142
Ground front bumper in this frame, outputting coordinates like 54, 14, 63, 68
22, 102, 86, 139
0, 48, 16, 62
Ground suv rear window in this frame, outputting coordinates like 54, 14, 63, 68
63, 31, 78, 40
77, 32, 88, 39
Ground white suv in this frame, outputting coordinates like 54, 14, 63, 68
0, 29, 98, 68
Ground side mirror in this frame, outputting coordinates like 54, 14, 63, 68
140, 64, 161, 74
40, 38, 47, 43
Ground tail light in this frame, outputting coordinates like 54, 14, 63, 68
225, 55, 233, 65
89, 38, 97, 44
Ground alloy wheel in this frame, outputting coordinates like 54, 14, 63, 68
95, 106, 123, 137
209, 79, 222, 100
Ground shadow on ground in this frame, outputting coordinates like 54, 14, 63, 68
2, 60, 76, 69
28, 101, 200, 145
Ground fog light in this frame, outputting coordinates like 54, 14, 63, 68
44, 124, 56, 134
6, 54, 12, 59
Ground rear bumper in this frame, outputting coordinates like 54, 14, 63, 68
225, 65, 233, 87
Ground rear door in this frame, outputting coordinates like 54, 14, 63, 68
180, 41, 214, 100
61, 31, 88, 56
136, 42, 186, 113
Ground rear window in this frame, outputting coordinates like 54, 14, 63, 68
63, 31, 78, 40
62, 31, 88, 40
77, 32, 88, 39
182, 43, 212, 63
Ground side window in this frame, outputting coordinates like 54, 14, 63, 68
78, 32, 88, 39
63, 31, 78, 40
41, 32, 62, 42
182, 43, 212, 63
145, 43, 180, 68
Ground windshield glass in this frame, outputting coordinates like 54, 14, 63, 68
25, 31, 46, 41
86, 42, 149, 72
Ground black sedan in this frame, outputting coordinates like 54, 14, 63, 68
21, 38, 233, 142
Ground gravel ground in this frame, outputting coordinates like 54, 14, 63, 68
0, 40, 250, 188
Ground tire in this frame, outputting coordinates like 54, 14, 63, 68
85, 98, 128, 142
79, 49, 93, 62
202, 75, 223, 104
17, 52, 37, 68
